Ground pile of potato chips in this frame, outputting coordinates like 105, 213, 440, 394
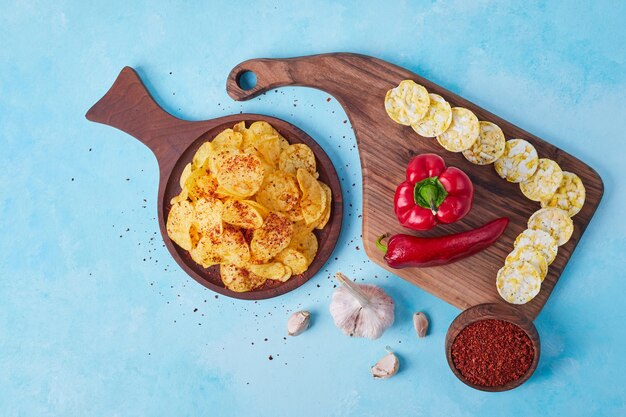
166, 121, 332, 292
385, 79, 587, 305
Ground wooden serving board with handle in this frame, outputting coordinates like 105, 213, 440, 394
226, 53, 603, 319
85, 67, 343, 300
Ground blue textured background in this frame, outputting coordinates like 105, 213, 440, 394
1, 1, 625, 416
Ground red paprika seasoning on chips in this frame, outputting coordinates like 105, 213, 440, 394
451, 319, 535, 387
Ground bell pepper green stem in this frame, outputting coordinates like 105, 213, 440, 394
414, 176, 448, 213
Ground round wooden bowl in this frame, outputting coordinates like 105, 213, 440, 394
86, 67, 343, 300
445, 303, 540, 392
163, 116, 343, 300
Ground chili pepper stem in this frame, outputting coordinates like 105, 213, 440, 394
335, 272, 370, 308
376, 234, 389, 254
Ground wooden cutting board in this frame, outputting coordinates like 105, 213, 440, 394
226, 53, 603, 319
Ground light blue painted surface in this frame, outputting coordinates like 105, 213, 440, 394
1, 1, 625, 416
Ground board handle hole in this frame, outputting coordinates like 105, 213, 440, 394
236, 70, 257, 91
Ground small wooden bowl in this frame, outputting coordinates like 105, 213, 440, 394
445, 303, 540, 392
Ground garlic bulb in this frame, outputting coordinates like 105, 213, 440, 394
371, 347, 399, 379
287, 311, 310, 336
329, 272, 394, 339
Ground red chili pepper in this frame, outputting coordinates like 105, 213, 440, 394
394, 154, 474, 231
376, 217, 509, 268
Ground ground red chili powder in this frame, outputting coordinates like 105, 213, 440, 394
451, 319, 535, 387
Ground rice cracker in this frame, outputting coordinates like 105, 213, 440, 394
520, 158, 563, 202
462, 121, 506, 165
411, 93, 452, 137
494, 139, 539, 183
497, 261, 542, 305
506, 245, 548, 281
385, 80, 430, 126
528, 207, 574, 246
436, 107, 479, 152
514, 228, 558, 265
541, 171, 586, 217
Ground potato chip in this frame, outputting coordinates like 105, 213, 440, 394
290, 220, 315, 245
247, 262, 286, 280
193, 197, 223, 237
242, 146, 275, 178
506, 245, 548, 281
212, 142, 244, 167
213, 225, 250, 266
541, 171, 586, 217
212, 128, 243, 149
514, 228, 558, 265
215, 185, 246, 200
166, 200, 195, 251
275, 248, 309, 275
222, 199, 263, 229
314, 182, 332, 230
411, 93, 452, 137
250, 212, 293, 262
239, 129, 257, 150
249, 121, 278, 137
189, 223, 201, 248
243, 200, 270, 218
179, 163, 192, 188
189, 235, 220, 268
528, 207, 573, 246
256, 171, 301, 213
436, 107, 479, 152
290, 231, 318, 264
284, 206, 304, 222
192, 142, 214, 169
220, 264, 266, 292
255, 134, 282, 168
297, 168, 327, 224
276, 135, 289, 151
170, 188, 189, 205
496, 261, 542, 305
494, 139, 539, 183
384, 80, 430, 125
462, 121, 506, 165
215, 152, 264, 197
185, 164, 219, 201
276, 265, 293, 282
520, 158, 563, 202
233, 121, 246, 133
279, 144, 317, 177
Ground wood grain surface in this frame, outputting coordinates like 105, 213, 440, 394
226, 53, 603, 318
444, 303, 541, 391
86, 67, 343, 300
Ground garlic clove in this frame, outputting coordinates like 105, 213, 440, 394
287, 311, 310, 336
413, 312, 429, 338
371, 349, 399, 379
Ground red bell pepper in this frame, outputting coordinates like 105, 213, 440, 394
394, 154, 474, 231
